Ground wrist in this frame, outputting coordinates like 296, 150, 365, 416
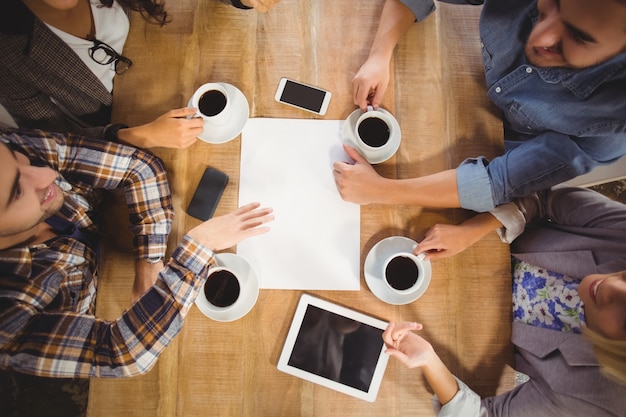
104, 123, 129, 142
117, 125, 155, 149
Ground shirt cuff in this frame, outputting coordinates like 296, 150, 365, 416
400, 0, 436, 21
171, 235, 216, 276
489, 202, 526, 243
456, 157, 495, 212
432, 376, 482, 417
134, 234, 168, 260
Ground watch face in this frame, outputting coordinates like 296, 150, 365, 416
145, 257, 163, 264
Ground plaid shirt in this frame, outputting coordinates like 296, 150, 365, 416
0, 128, 215, 377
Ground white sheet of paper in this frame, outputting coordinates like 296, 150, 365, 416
237, 118, 360, 290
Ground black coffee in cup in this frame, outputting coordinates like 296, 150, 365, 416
357, 117, 390, 148
198, 90, 227, 117
384, 255, 419, 291
204, 269, 240, 307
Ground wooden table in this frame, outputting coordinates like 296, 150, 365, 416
89, 1, 514, 416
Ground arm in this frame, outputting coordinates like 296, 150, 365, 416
383, 321, 460, 404
333, 144, 460, 207
115, 107, 204, 149
417, 212, 503, 260
352, 0, 420, 110
0, 203, 273, 378
457, 132, 626, 212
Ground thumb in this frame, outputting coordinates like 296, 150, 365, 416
343, 143, 368, 164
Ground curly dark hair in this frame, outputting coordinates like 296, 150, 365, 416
99, 0, 170, 26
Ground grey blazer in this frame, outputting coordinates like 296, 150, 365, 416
483, 186, 626, 416
0, 2, 114, 139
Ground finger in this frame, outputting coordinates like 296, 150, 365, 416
353, 84, 371, 111
241, 207, 274, 223
421, 250, 445, 261
392, 321, 422, 337
369, 87, 386, 110
342, 144, 368, 164
234, 202, 262, 215
382, 321, 397, 344
332, 160, 351, 174
167, 107, 199, 118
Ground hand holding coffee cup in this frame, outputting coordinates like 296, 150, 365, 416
189, 83, 231, 126
382, 252, 426, 295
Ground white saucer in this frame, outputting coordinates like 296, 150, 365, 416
192, 83, 250, 144
342, 108, 401, 164
195, 253, 259, 322
364, 236, 432, 305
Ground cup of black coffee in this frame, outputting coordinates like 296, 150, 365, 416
382, 252, 425, 294
189, 83, 231, 126
354, 106, 399, 161
203, 267, 241, 309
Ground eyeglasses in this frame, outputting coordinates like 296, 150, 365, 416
88, 37, 133, 75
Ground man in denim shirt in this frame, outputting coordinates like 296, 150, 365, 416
334, 0, 626, 213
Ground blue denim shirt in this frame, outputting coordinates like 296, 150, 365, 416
402, 0, 626, 212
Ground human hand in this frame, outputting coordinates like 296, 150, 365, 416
382, 321, 437, 368
352, 55, 391, 111
240, 0, 281, 12
417, 223, 475, 261
118, 108, 204, 149
418, 212, 503, 260
333, 144, 387, 205
186, 202, 274, 251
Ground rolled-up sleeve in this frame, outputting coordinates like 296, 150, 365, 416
456, 156, 494, 212
432, 377, 485, 417
400, 0, 436, 21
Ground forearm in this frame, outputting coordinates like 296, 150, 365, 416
116, 126, 148, 148
382, 169, 461, 207
422, 353, 459, 405
369, 0, 418, 63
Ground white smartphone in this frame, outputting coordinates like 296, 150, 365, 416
274, 78, 332, 116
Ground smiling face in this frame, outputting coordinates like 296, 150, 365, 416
0, 143, 64, 244
578, 271, 626, 341
525, 0, 626, 68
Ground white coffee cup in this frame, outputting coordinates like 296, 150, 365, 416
355, 106, 395, 148
352, 106, 398, 162
381, 252, 426, 295
189, 83, 231, 126
202, 266, 242, 310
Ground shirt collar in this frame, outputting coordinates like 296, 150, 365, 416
526, 1, 626, 99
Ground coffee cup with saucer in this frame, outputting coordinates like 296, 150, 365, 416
188, 82, 250, 144
364, 236, 432, 305
195, 253, 259, 322
342, 106, 401, 164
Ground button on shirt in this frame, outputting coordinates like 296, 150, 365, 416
401, 0, 626, 212
0, 129, 215, 378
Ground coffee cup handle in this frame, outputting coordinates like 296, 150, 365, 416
366, 105, 373, 113
416, 252, 426, 261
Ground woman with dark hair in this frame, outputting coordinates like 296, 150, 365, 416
0, 0, 276, 147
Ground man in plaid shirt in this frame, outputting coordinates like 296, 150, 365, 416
0, 127, 273, 378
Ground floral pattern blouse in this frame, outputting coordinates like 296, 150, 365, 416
512, 257, 585, 334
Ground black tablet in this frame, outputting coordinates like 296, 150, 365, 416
277, 294, 389, 402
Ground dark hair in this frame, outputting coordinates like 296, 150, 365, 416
1, 0, 170, 36
99, 0, 170, 26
